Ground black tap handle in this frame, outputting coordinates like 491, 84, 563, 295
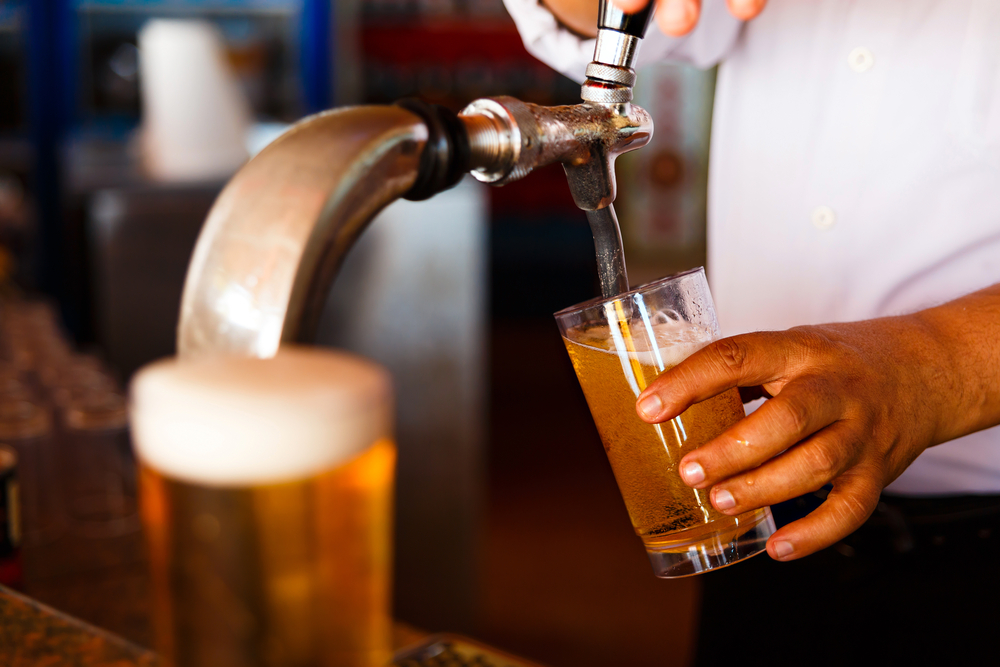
598, 0, 655, 38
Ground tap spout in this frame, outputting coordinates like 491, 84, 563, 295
459, 97, 653, 211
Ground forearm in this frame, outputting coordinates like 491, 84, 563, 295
914, 283, 1000, 446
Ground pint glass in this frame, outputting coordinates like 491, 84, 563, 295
555, 268, 775, 577
130, 347, 395, 667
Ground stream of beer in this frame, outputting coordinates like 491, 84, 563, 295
586, 204, 630, 298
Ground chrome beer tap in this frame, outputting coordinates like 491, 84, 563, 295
178, 0, 656, 356
458, 0, 656, 297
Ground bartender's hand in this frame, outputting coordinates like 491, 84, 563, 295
542, 0, 765, 39
613, 0, 767, 37
634, 285, 1000, 561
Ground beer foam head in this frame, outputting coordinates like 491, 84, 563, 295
130, 347, 392, 486
565, 317, 714, 369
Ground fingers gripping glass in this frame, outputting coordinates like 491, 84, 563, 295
555, 268, 775, 577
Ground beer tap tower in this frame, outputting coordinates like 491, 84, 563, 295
177, 0, 656, 357
175, 0, 656, 628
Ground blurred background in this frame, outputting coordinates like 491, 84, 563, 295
0, 1, 716, 664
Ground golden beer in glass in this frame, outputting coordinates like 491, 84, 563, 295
131, 347, 394, 666
555, 268, 775, 577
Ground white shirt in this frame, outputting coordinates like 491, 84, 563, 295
505, 0, 1000, 495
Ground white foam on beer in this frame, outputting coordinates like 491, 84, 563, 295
129, 347, 392, 486
566, 317, 715, 369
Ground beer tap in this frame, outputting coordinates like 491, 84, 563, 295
178, 1, 656, 356
457, 0, 656, 297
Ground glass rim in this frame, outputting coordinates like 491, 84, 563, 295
553, 266, 706, 319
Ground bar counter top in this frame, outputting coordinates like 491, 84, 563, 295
0, 584, 162, 666
0, 582, 429, 666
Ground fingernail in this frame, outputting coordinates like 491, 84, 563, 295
662, 0, 696, 25
713, 489, 735, 510
681, 461, 705, 485
772, 540, 794, 559
637, 393, 663, 420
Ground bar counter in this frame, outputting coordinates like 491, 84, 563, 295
0, 580, 429, 666
0, 584, 161, 666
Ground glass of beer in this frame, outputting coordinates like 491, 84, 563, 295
130, 347, 395, 667
555, 268, 775, 577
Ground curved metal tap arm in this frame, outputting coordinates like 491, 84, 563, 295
177, 106, 428, 358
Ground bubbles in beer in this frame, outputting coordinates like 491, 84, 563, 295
563, 316, 747, 541
565, 314, 714, 371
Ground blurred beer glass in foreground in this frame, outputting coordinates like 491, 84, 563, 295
555, 268, 775, 577
130, 347, 395, 667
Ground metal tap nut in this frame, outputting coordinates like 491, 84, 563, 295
459, 97, 541, 185
585, 63, 637, 88
581, 84, 633, 104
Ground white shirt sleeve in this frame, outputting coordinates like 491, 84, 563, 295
502, 0, 744, 82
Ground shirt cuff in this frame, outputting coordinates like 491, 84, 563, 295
502, 0, 596, 82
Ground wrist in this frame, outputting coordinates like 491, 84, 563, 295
900, 311, 963, 445
910, 292, 1000, 444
